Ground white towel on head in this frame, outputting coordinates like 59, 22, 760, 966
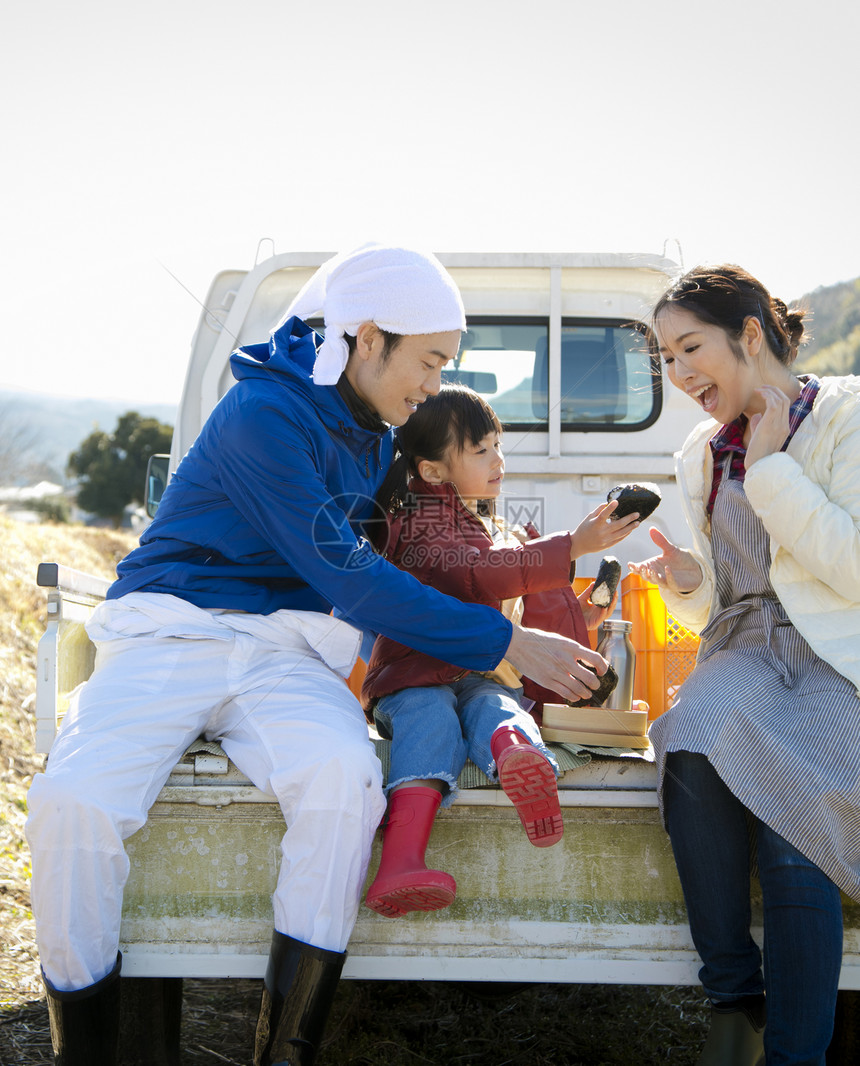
278, 243, 466, 384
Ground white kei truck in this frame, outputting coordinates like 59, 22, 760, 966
34, 251, 860, 1059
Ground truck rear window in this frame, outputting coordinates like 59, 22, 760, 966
443, 318, 659, 431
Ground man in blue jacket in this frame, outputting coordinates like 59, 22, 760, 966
26, 244, 608, 1065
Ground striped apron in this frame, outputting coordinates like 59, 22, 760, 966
650, 473, 860, 900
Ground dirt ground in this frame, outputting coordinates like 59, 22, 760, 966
1, 976, 713, 1065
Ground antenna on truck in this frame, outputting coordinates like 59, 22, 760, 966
662, 238, 684, 273
255, 237, 276, 266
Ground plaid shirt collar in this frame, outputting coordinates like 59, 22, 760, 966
707, 374, 820, 514
709, 417, 747, 461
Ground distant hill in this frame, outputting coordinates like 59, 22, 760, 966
0, 389, 176, 485
795, 277, 860, 376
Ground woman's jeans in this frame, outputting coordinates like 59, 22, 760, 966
664, 751, 843, 1066
374, 674, 557, 805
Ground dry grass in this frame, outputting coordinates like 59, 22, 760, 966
0, 514, 713, 1064
0, 515, 136, 1008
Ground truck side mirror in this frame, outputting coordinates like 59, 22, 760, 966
145, 454, 170, 518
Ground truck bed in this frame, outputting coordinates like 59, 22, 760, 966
34, 562, 860, 987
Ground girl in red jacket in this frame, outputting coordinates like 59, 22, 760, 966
362, 384, 639, 917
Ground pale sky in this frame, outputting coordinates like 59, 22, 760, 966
3, 0, 858, 405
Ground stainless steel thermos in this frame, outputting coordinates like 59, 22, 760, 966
596, 619, 636, 711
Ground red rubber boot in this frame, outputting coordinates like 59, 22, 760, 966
491, 727, 564, 847
364, 786, 457, 918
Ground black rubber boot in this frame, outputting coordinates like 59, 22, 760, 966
697, 994, 766, 1065
254, 932, 346, 1066
43, 952, 122, 1066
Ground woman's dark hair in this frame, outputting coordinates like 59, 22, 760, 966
375, 383, 502, 516
650, 265, 807, 366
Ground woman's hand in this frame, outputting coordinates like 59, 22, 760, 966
745, 385, 792, 469
628, 527, 703, 594
505, 625, 609, 704
569, 501, 640, 560
577, 580, 617, 632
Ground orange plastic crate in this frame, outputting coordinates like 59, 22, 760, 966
620, 573, 700, 720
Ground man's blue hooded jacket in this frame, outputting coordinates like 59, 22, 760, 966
109, 317, 511, 672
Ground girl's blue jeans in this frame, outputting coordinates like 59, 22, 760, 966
663, 751, 843, 1066
374, 674, 558, 806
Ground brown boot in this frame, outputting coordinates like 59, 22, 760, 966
697, 995, 766, 1065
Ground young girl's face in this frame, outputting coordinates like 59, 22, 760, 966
435, 430, 504, 505
655, 305, 766, 425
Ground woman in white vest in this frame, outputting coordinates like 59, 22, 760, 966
632, 264, 860, 1066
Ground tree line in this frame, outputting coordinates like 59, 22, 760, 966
68, 411, 173, 526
